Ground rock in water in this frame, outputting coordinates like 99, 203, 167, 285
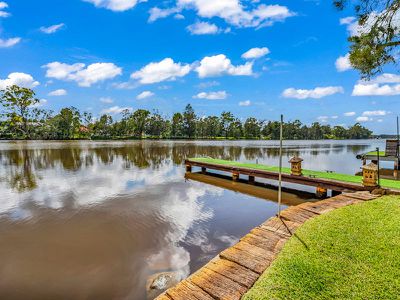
146, 271, 180, 299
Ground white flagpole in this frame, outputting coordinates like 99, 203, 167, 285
278, 114, 283, 218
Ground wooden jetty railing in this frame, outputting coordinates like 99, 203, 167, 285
185, 158, 366, 196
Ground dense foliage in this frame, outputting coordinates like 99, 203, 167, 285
0, 85, 373, 140
335, 0, 400, 78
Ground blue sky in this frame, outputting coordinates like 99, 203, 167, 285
0, 0, 399, 134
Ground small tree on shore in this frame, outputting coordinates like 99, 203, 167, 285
0, 85, 42, 139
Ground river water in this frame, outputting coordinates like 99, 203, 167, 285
0, 140, 382, 299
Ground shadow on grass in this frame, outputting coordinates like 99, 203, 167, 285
278, 215, 309, 250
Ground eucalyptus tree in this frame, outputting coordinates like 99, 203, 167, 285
130, 109, 150, 138
220, 111, 235, 138
183, 104, 196, 138
334, 0, 400, 78
171, 112, 184, 138
244, 117, 261, 139
0, 85, 43, 139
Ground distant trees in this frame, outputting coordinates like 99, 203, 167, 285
48, 107, 81, 140
0, 86, 374, 141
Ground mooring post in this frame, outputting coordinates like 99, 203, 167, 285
316, 186, 328, 199
186, 164, 192, 172
201, 167, 206, 174
249, 175, 255, 184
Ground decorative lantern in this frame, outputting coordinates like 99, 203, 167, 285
362, 162, 378, 188
289, 156, 303, 176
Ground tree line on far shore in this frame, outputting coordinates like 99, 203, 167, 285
0, 85, 373, 140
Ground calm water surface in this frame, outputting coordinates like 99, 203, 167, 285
0, 140, 381, 300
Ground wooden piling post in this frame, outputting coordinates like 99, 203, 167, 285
316, 186, 328, 199
186, 164, 192, 172
232, 172, 239, 181
201, 167, 206, 174
249, 175, 255, 184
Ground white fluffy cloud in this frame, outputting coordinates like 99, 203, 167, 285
148, 7, 180, 22
0, 72, 40, 90
193, 91, 227, 100
149, 1, 294, 28
0, 37, 21, 48
282, 86, 344, 99
355, 110, 389, 122
101, 106, 132, 115
131, 58, 191, 84
352, 73, 400, 96
100, 97, 114, 103
352, 83, 400, 96
339, 16, 355, 25
175, 0, 294, 28
344, 111, 356, 117
196, 54, 253, 78
242, 47, 270, 59
83, 0, 140, 11
136, 91, 155, 99
0, 1, 10, 17
239, 100, 251, 106
44, 62, 122, 87
48, 89, 67, 96
40, 23, 65, 34
356, 116, 370, 122
335, 53, 352, 72
187, 21, 219, 35
362, 110, 388, 117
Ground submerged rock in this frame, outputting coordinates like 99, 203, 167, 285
146, 271, 180, 299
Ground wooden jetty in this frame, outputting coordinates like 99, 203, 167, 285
155, 191, 379, 300
184, 158, 400, 195
357, 139, 400, 177
185, 158, 366, 197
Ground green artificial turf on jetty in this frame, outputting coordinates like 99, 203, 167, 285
365, 151, 386, 156
243, 196, 400, 300
188, 157, 400, 190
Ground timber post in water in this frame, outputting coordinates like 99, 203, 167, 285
316, 186, 328, 199
248, 175, 255, 184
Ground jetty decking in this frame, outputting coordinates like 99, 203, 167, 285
155, 191, 379, 300
185, 158, 400, 192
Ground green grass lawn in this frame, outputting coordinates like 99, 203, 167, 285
243, 196, 400, 300
189, 157, 400, 190
365, 151, 386, 156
